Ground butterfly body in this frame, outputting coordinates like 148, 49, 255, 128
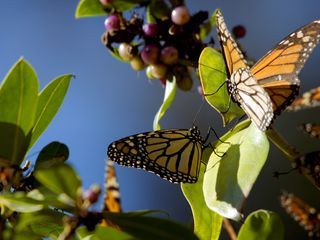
107, 126, 203, 183
215, 10, 320, 130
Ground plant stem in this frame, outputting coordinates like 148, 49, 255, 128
223, 218, 237, 240
266, 127, 300, 162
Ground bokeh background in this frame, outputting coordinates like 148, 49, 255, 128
0, 0, 320, 239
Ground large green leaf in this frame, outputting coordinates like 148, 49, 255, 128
0, 192, 43, 213
153, 78, 176, 130
199, 47, 243, 126
77, 226, 134, 240
0, 58, 39, 164
238, 210, 284, 240
34, 141, 69, 170
34, 163, 81, 204
103, 212, 199, 240
29, 75, 72, 149
182, 163, 223, 240
203, 122, 269, 221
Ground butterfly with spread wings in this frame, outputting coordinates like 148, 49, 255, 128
107, 126, 204, 183
215, 10, 320, 131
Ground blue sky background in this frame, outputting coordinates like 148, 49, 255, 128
0, 0, 320, 238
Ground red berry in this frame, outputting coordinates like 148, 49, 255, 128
232, 25, 246, 38
143, 23, 159, 37
171, 6, 190, 25
104, 15, 120, 31
150, 64, 168, 79
160, 46, 179, 65
118, 43, 134, 61
100, 0, 112, 6
141, 44, 160, 64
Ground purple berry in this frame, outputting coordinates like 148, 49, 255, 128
171, 6, 190, 25
143, 23, 159, 37
118, 43, 134, 61
160, 46, 179, 65
141, 44, 160, 64
232, 25, 246, 38
150, 64, 168, 79
104, 15, 120, 31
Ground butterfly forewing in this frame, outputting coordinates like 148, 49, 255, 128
107, 127, 203, 183
216, 10, 248, 77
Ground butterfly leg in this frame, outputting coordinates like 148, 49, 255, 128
204, 126, 230, 145
206, 143, 226, 158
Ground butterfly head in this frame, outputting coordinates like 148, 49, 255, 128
189, 126, 203, 143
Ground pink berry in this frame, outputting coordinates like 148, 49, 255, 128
160, 46, 179, 65
232, 25, 246, 38
143, 23, 159, 37
118, 43, 134, 61
150, 64, 168, 79
141, 44, 160, 64
171, 6, 190, 25
100, 0, 112, 6
104, 15, 120, 31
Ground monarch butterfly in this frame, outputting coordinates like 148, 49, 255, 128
215, 10, 320, 131
280, 191, 320, 238
293, 151, 320, 189
103, 160, 121, 213
300, 123, 320, 139
107, 126, 204, 183
287, 87, 320, 111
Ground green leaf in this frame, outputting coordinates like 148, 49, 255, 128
34, 141, 69, 170
0, 192, 43, 213
29, 75, 72, 149
200, 9, 218, 40
238, 210, 284, 240
182, 163, 223, 240
146, 5, 156, 23
203, 122, 269, 221
77, 226, 134, 240
199, 47, 243, 126
76, 0, 107, 18
153, 78, 176, 130
34, 163, 81, 203
103, 212, 199, 240
149, 0, 171, 19
0, 58, 39, 164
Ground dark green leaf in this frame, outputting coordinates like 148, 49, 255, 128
34, 163, 81, 203
200, 9, 218, 40
29, 74, 72, 149
77, 225, 134, 240
149, 0, 171, 19
34, 141, 69, 170
146, 5, 156, 23
238, 210, 284, 240
203, 122, 269, 221
182, 163, 223, 240
199, 47, 243, 126
0, 58, 39, 164
153, 77, 176, 130
0, 192, 43, 213
103, 212, 199, 240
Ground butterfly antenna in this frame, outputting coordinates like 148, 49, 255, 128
192, 100, 205, 126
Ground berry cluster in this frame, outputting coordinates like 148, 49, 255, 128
101, 1, 210, 91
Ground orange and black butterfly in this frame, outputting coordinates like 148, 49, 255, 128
300, 123, 320, 139
216, 10, 320, 131
293, 151, 320, 189
287, 87, 320, 111
107, 126, 203, 183
280, 191, 320, 239
103, 160, 121, 213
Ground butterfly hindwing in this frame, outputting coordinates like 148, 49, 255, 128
107, 127, 203, 183
104, 160, 121, 213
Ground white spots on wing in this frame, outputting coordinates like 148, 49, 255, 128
302, 36, 311, 42
288, 42, 294, 46
297, 31, 303, 38
278, 75, 282, 81
315, 20, 320, 24
282, 40, 290, 45
290, 33, 296, 37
